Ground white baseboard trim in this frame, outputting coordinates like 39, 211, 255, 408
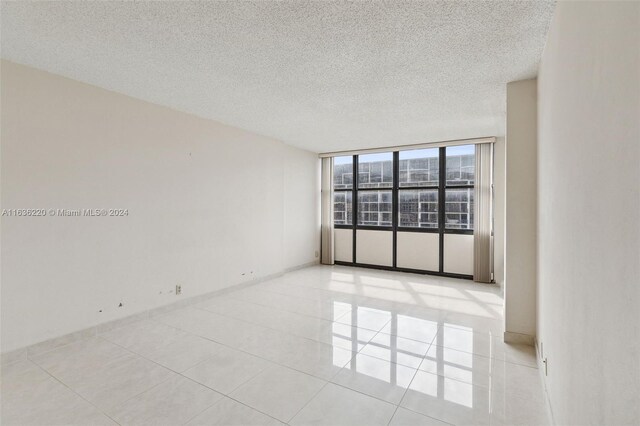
535, 339, 557, 426
1, 262, 318, 365
285, 260, 320, 273
503, 330, 535, 346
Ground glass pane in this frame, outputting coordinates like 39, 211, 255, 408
446, 145, 475, 186
333, 191, 352, 225
398, 189, 438, 228
358, 152, 393, 189
445, 188, 474, 230
333, 156, 353, 190
399, 148, 439, 187
357, 190, 392, 226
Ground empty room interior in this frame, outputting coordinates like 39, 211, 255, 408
1, 1, 638, 426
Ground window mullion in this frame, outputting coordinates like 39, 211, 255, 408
352, 155, 357, 263
392, 151, 399, 268
438, 147, 446, 273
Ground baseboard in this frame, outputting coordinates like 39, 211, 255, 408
535, 338, 556, 426
1, 263, 317, 366
285, 260, 320, 273
503, 331, 535, 346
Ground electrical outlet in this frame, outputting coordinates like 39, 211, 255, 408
176, 284, 182, 295
315, 250, 319, 258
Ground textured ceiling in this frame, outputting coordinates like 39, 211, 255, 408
1, 1, 555, 153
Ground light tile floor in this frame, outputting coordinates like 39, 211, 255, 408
1, 265, 549, 425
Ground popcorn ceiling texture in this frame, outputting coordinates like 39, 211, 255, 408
1, 1, 554, 153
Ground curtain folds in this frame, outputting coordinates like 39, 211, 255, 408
320, 157, 334, 265
473, 143, 493, 282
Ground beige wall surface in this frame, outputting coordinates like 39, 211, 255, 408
443, 233, 473, 276
355, 230, 393, 267
0, 60, 319, 353
493, 136, 506, 291
396, 232, 439, 272
537, 2, 639, 424
334, 228, 353, 263
505, 78, 538, 339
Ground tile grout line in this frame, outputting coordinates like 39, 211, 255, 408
145, 300, 532, 376
190, 304, 369, 345
286, 380, 331, 424
187, 314, 382, 423
181, 391, 287, 426
179, 304, 387, 359
220, 275, 437, 327
386, 326, 440, 426
190, 291, 446, 360
1, 266, 319, 364
66, 336, 183, 420
395, 405, 457, 426
25, 300, 527, 426
11, 264, 506, 368
140, 290, 526, 408
231, 278, 505, 338
99, 308, 348, 420
7, 268, 540, 425
27, 358, 125, 426
272, 267, 495, 308
217, 292, 359, 329
89, 334, 284, 425
179, 395, 226, 426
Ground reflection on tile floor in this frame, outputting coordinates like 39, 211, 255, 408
1, 265, 549, 425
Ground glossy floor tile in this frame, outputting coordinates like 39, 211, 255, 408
105, 375, 222, 425
64, 354, 176, 412
359, 332, 431, 369
186, 397, 284, 425
331, 353, 417, 404
183, 345, 273, 394
1, 265, 548, 425
389, 407, 450, 426
290, 383, 396, 426
400, 370, 494, 425
0, 360, 116, 426
229, 365, 326, 422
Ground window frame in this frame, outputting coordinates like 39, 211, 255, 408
396, 149, 440, 234
332, 146, 475, 278
396, 188, 440, 230
356, 152, 394, 229
443, 145, 475, 234
356, 190, 393, 229
333, 156, 354, 227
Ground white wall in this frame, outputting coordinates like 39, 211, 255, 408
284, 150, 320, 269
0, 60, 319, 353
493, 136, 506, 291
396, 232, 439, 272
504, 79, 537, 341
334, 228, 353, 263
356, 230, 392, 266
443, 233, 474, 276
537, 2, 639, 424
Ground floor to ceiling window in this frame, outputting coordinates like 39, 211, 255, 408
334, 145, 476, 278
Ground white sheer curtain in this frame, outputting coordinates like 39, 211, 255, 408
320, 157, 334, 265
474, 143, 493, 282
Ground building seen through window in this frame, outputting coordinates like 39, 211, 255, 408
333, 156, 353, 225
333, 146, 475, 229
444, 145, 475, 229
358, 191, 392, 226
